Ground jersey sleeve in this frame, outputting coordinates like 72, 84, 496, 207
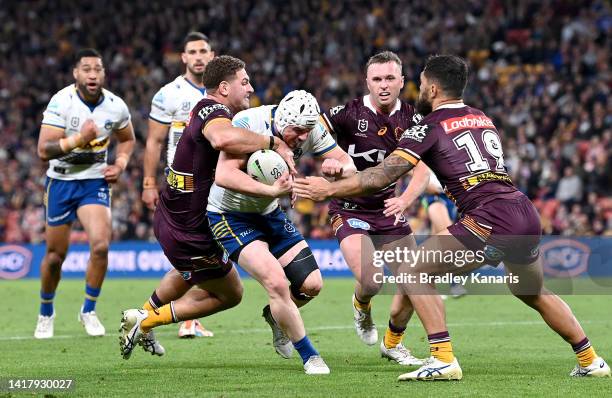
149, 87, 173, 125
198, 103, 233, 133
321, 104, 349, 137
41, 92, 67, 130
393, 123, 437, 166
116, 97, 131, 130
310, 121, 337, 157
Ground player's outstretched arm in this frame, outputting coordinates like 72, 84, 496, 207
214, 151, 291, 198
383, 161, 430, 220
203, 119, 296, 174
142, 119, 169, 209
293, 153, 415, 201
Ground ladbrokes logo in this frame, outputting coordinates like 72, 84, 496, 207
440, 115, 495, 134
0, 245, 32, 280
541, 239, 590, 277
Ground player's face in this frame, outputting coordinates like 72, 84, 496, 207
282, 126, 311, 149
73, 57, 105, 100
182, 40, 214, 77
416, 72, 433, 116
227, 69, 254, 112
366, 62, 404, 112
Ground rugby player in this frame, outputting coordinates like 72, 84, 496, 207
294, 55, 610, 380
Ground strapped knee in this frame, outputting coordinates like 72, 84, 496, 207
284, 247, 319, 301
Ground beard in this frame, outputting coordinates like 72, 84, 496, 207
77, 82, 102, 100
415, 92, 432, 116
187, 65, 205, 79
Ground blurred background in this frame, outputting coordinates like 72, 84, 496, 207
0, 0, 610, 244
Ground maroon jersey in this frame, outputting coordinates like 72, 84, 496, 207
158, 98, 233, 232
322, 95, 420, 211
394, 103, 518, 213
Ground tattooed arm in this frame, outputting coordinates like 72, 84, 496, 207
293, 153, 416, 201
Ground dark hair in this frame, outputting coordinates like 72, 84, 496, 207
203, 55, 246, 90
365, 51, 402, 72
74, 48, 102, 67
423, 55, 468, 98
183, 31, 210, 51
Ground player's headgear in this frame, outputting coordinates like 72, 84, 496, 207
274, 90, 320, 136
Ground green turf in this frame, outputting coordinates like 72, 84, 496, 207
1, 278, 610, 397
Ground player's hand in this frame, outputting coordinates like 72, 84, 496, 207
271, 171, 293, 197
274, 140, 297, 175
321, 159, 344, 179
293, 176, 331, 202
142, 188, 159, 211
383, 196, 412, 225
80, 119, 100, 144
103, 164, 123, 183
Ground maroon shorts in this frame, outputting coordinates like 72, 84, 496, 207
330, 208, 413, 245
154, 209, 233, 285
447, 193, 542, 265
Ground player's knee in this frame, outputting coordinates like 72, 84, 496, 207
45, 250, 66, 269
264, 274, 290, 300
298, 270, 322, 298
90, 239, 109, 259
225, 282, 244, 309
284, 247, 321, 302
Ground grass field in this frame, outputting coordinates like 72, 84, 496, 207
1, 278, 611, 397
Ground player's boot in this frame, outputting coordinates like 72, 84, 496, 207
119, 309, 148, 360
34, 313, 55, 339
450, 284, 468, 298
397, 356, 463, 381
79, 308, 106, 337
380, 341, 424, 366
262, 304, 293, 359
178, 319, 214, 338
140, 330, 166, 356
569, 357, 611, 377
303, 355, 330, 375
352, 294, 377, 345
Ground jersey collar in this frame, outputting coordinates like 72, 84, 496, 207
363, 95, 401, 116
182, 75, 207, 95
434, 101, 466, 110
74, 85, 105, 112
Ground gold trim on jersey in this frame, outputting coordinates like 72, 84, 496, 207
460, 171, 512, 191
166, 167, 194, 192
202, 117, 231, 134
80, 136, 110, 151
41, 124, 66, 132
391, 148, 420, 166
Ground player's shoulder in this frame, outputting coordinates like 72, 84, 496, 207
233, 105, 274, 132
101, 88, 128, 109
50, 85, 76, 103
196, 98, 232, 120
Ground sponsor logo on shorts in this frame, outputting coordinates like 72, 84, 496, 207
0, 245, 32, 280
541, 239, 590, 277
483, 244, 505, 262
180, 271, 192, 281
347, 218, 370, 230
48, 210, 71, 223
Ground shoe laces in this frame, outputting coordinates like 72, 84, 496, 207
307, 355, 326, 367
37, 316, 53, 330
392, 343, 411, 358
355, 310, 374, 330
83, 312, 102, 328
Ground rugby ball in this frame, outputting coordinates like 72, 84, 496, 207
247, 149, 288, 185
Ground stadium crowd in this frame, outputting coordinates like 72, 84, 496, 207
0, 0, 610, 243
